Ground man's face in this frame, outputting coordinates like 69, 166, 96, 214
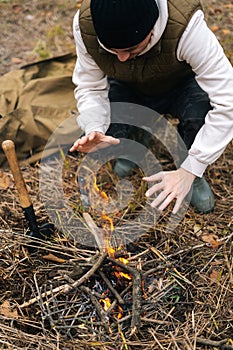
111, 31, 152, 62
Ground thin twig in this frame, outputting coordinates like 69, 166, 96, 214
141, 317, 177, 326
143, 262, 173, 277
98, 270, 125, 304
196, 337, 233, 349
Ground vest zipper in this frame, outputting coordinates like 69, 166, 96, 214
130, 58, 136, 73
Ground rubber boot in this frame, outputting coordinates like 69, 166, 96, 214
190, 177, 215, 213
113, 158, 138, 177
113, 126, 153, 177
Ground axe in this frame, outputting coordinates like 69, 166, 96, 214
2, 140, 54, 248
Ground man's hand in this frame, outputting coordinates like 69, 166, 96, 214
69, 131, 120, 153
143, 168, 196, 214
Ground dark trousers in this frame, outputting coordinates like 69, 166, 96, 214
107, 76, 212, 151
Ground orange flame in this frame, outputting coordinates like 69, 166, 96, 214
102, 213, 114, 232
118, 257, 129, 265
92, 177, 132, 283
99, 297, 111, 311
117, 305, 124, 319
114, 271, 132, 280
105, 246, 115, 258
93, 177, 109, 202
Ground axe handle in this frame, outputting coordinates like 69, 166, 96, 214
2, 140, 32, 208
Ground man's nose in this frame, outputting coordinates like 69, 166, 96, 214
117, 51, 130, 62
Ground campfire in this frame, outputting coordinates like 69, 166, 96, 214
19, 175, 146, 338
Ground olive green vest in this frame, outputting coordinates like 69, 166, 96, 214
79, 0, 202, 96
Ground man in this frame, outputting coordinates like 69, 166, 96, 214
70, 0, 233, 214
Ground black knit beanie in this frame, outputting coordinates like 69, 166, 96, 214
90, 0, 159, 49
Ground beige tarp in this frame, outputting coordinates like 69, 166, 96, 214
0, 53, 80, 167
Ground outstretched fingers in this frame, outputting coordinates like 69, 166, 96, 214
143, 168, 195, 213
69, 132, 120, 153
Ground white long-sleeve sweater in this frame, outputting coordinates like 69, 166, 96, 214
72, 0, 233, 178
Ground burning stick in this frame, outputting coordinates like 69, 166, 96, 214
98, 270, 125, 305
108, 257, 142, 332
